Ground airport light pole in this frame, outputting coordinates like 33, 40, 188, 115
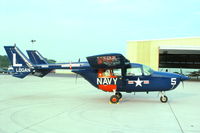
30, 40, 36, 50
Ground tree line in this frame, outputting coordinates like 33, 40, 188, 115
0, 55, 9, 68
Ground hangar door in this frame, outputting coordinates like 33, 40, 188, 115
159, 46, 200, 69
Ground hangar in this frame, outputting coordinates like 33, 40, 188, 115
127, 37, 200, 71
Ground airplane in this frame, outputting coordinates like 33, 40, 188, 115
4, 45, 190, 104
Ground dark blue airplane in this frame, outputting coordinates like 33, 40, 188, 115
4, 46, 190, 104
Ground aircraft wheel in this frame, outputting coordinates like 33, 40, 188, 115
160, 95, 168, 103
110, 95, 119, 104
115, 92, 122, 99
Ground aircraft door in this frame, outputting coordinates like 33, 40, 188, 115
125, 66, 149, 92
125, 65, 157, 92
113, 68, 123, 91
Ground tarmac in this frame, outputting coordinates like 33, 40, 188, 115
0, 74, 200, 133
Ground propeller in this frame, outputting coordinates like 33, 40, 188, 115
180, 68, 183, 75
179, 67, 190, 88
181, 80, 184, 88
75, 58, 80, 84
180, 67, 184, 88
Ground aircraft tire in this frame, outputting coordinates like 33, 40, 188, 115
160, 95, 168, 103
115, 92, 122, 99
110, 95, 119, 104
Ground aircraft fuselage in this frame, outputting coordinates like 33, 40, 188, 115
73, 63, 188, 93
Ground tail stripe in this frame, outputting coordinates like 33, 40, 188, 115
15, 47, 32, 67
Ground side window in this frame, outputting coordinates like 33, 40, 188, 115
103, 69, 112, 76
126, 67, 142, 76
113, 69, 122, 76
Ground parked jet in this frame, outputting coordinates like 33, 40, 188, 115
4, 46, 190, 104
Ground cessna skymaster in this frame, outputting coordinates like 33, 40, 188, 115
4, 46, 190, 104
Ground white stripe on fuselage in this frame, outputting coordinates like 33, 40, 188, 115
61, 64, 81, 67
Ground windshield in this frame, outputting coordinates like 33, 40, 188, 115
143, 65, 154, 75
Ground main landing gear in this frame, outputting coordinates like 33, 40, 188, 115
110, 92, 122, 104
160, 91, 168, 103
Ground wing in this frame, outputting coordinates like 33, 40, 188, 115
86, 53, 130, 69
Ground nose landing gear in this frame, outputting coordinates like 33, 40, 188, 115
160, 91, 168, 103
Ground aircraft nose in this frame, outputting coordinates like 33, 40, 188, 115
180, 75, 190, 81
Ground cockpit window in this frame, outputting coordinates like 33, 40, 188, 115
100, 65, 153, 77
100, 69, 122, 77
113, 69, 122, 76
143, 65, 153, 76
126, 67, 142, 76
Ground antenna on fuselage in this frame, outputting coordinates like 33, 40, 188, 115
75, 58, 81, 84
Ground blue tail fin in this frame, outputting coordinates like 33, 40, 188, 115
26, 50, 48, 64
4, 46, 32, 78
26, 50, 52, 77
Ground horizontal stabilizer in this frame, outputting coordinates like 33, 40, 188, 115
32, 69, 53, 77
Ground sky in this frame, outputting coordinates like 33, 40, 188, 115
0, 0, 200, 62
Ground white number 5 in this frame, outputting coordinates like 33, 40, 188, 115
171, 78, 176, 86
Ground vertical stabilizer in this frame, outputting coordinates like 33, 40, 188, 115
26, 50, 48, 64
4, 46, 32, 78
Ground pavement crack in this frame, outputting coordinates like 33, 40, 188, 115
168, 102, 184, 133
15, 110, 68, 133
